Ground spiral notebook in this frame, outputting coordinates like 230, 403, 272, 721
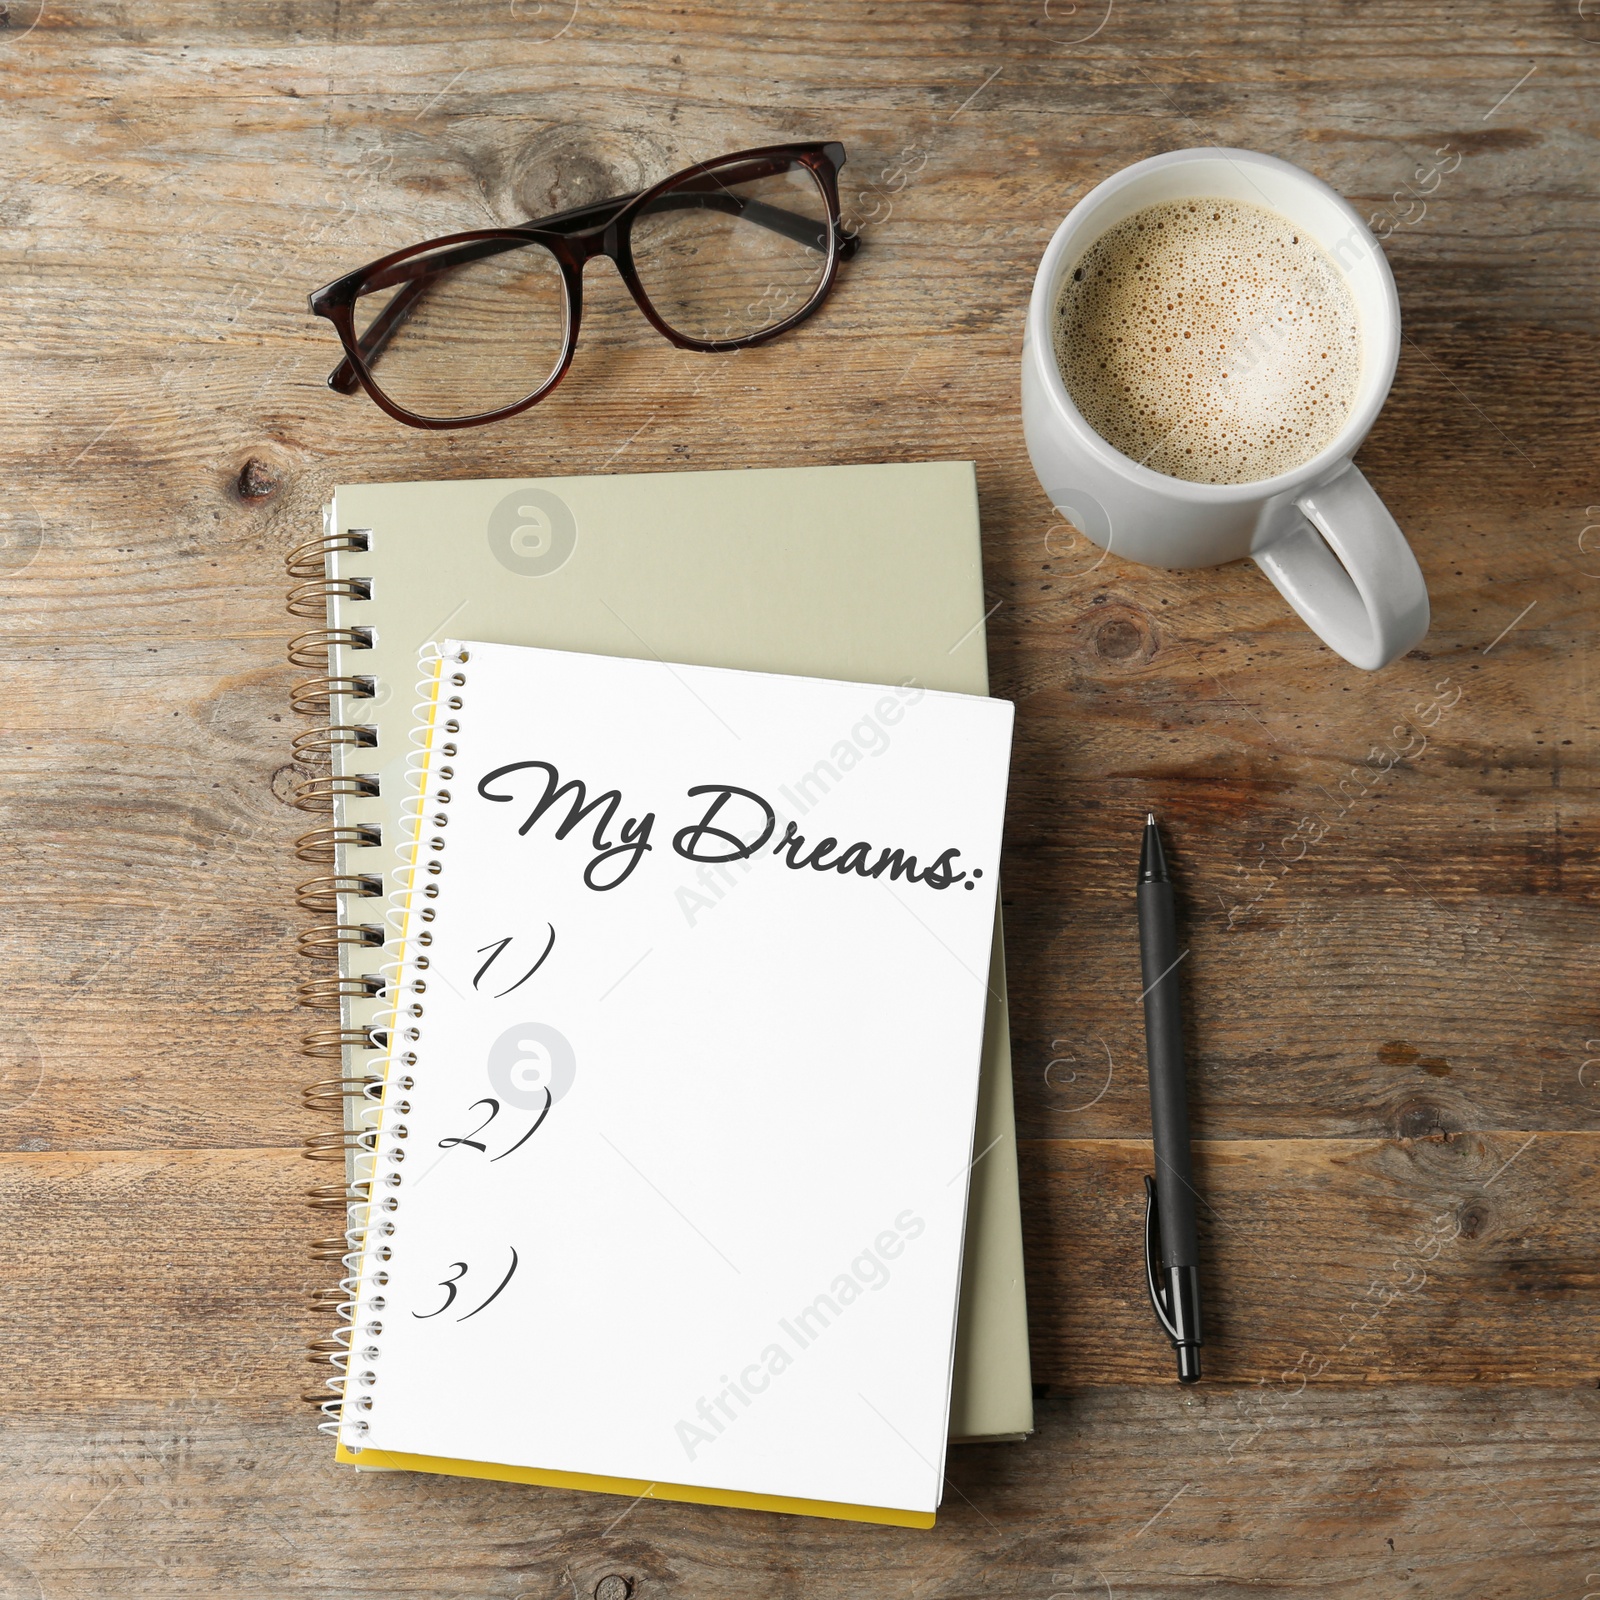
288, 462, 1033, 1520
328, 638, 1012, 1522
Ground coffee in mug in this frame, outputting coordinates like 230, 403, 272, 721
1051, 198, 1360, 485
1021, 148, 1430, 671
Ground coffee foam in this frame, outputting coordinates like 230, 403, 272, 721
1052, 198, 1361, 485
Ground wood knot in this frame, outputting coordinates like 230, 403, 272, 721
1097, 617, 1143, 658
1455, 1201, 1490, 1241
1078, 600, 1157, 668
270, 764, 309, 807
593, 1579, 633, 1600
236, 457, 279, 502
502, 126, 664, 224
1391, 1097, 1459, 1140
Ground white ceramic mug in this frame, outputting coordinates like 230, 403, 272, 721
1021, 147, 1429, 671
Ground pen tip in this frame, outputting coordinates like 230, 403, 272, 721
1138, 813, 1169, 883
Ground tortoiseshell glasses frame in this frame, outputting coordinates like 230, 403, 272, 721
308, 141, 859, 430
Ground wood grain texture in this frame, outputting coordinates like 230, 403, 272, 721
1022, 1133, 1600, 1385
3, 1136, 1589, 1407
0, 0, 1596, 1592
0, 1389, 1595, 1598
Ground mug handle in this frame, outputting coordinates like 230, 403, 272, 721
1252, 464, 1429, 671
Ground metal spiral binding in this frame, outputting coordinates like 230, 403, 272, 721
295, 824, 383, 864
296, 874, 385, 914
304, 1127, 379, 1163
296, 972, 386, 1009
333, 644, 453, 1447
306, 1180, 369, 1212
291, 772, 381, 813
287, 576, 373, 617
291, 724, 379, 764
297, 923, 383, 959
291, 676, 376, 716
288, 627, 374, 669
289, 505, 457, 1441
300, 1026, 389, 1059
285, 528, 371, 580
303, 1074, 383, 1113
289, 516, 393, 1430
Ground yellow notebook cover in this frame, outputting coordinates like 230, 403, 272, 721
334, 1442, 935, 1528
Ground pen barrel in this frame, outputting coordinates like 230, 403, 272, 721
1137, 879, 1200, 1271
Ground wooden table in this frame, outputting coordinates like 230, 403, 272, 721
3, 3, 1596, 1594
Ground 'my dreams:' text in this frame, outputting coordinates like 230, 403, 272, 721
476, 764, 984, 897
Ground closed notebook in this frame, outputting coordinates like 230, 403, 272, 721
335, 639, 1014, 1523
292, 461, 1034, 1455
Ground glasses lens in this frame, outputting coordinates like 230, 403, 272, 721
352, 237, 568, 421
629, 156, 833, 344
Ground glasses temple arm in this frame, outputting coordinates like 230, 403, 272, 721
534, 185, 856, 256
324, 236, 528, 393
327, 276, 428, 393
637, 190, 848, 254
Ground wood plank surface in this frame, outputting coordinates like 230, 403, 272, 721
0, 1388, 1595, 1598
2, 1137, 1593, 1404
1, 0, 1596, 1593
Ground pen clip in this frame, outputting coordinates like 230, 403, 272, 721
1143, 1175, 1182, 1345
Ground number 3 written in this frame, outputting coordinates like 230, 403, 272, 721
413, 1247, 520, 1322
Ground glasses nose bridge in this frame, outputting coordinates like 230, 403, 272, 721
557, 214, 630, 274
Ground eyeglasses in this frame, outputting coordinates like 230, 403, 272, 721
308, 141, 859, 430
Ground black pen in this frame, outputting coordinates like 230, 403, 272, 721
1136, 812, 1203, 1383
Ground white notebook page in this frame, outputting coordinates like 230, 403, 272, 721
343, 640, 1013, 1515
